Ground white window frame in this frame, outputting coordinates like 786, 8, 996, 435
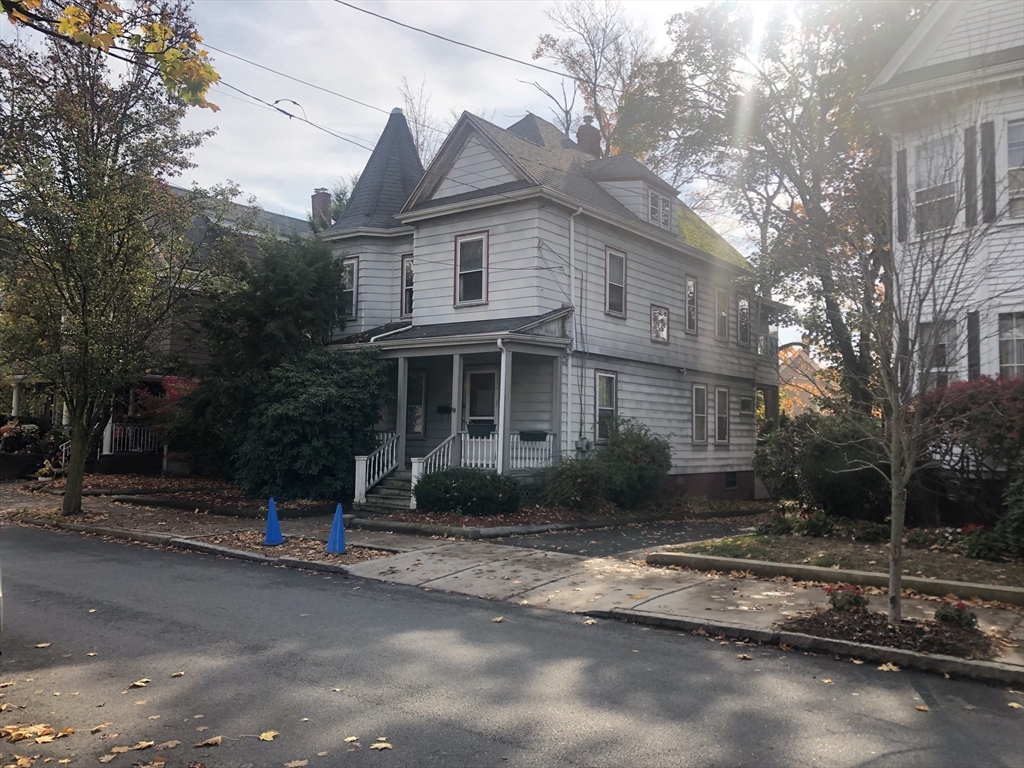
340, 257, 358, 319
919, 319, 957, 389
1009, 119, 1024, 218
999, 312, 1024, 378
915, 136, 957, 234
692, 384, 707, 444
685, 275, 698, 334
401, 254, 414, 317
715, 288, 729, 340
605, 248, 626, 317
650, 305, 669, 343
648, 188, 673, 229
595, 370, 617, 442
715, 387, 730, 444
455, 232, 488, 306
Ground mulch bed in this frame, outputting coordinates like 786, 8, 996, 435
193, 531, 391, 564
781, 608, 999, 660
366, 506, 611, 527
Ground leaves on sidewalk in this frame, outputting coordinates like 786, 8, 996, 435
171, 671, 184, 678
370, 742, 393, 751
1009, 702, 1023, 709
736, 654, 752, 660
877, 662, 900, 672
92, 722, 114, 733
155, 740, 181, 749
491, 616, 504, 623
283, 761, 308, 768
583, 619, 597, 625
194, 735, 222, 747
344, 736, 359, 743
915, 705, 930, 712
259, 730, 280, 741
34, 643, 51, 649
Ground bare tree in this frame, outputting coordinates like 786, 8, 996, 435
519, 78, 577, 137
399, 76, 445, 165
533, 0, 657, 156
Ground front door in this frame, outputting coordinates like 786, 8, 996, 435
464, 369, 498, 434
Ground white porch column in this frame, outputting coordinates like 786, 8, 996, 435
101, 418, 113, 455
551, 356, 562, 458
62, 402, 71, 428
10, 383, 21, 417
396, 356, 409, 469
451, 353, 463, 467
497, 343, 512, 473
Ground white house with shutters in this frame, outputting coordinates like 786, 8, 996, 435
319, 108, 781, 513
862, 0, 1024, 386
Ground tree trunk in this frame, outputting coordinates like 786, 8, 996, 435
888, 468, 907, 625
61, 411, 91, 516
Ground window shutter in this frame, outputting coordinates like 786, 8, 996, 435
896, 148, 908, 242
981, 121, 996, 222
964, 127, 977, 227
967, 311, 981, 380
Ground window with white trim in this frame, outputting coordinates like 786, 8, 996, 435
648, 188, 673, 229
596, 371, 617, 441
999, 312, 1024, 378
739, 396, 754, 414
340, 259, 357, 318
1009, 119, 1024, 218
738, 295, 751, 345
606, 249, 626, 316
919, 320, 956, 389
715, 388, 730, 443
456, 233, 487, 304
692, 384, 707, 443
401, 254, 414, 317
650, 305, 669, 343
715, 288, 729, 339
685, 275, 698, 333
915, 136, 957, 233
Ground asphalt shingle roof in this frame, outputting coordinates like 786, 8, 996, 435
333, 308, 570, 345
329, 109, 424, 232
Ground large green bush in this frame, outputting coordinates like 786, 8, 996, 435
543, 456, 607, 510
752, 415, 802, 500
233, 347, 386, 499
598, 418, 672, 508
414, 467, 521, 516
995, 458, 1024, 559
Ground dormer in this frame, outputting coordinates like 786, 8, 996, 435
587, 154, 681, 237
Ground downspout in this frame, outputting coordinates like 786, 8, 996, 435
567, 207, 584, 457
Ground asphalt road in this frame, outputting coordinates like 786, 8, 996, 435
1, 525, 1022, 768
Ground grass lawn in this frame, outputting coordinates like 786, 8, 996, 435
674, 534, 1023, 588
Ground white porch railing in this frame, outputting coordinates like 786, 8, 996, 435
109, 422, 159, 453
509, 432, 555, 470
410, 433, 456, 510
376, 430, 396, 445
461, 432, 498, 470
354, 432, 399, 503
59, 440, 71, 469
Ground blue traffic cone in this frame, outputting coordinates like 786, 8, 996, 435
326, 503, 346, 554
264, 497, 285, 546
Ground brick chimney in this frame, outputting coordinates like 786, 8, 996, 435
576, 115, 602, 157
311, 187, 331, 228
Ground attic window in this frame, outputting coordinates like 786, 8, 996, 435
648, 189, 673, 229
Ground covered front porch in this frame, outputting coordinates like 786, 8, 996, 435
353, 336, 567, 507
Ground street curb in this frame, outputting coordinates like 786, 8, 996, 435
586, 608, 1023, 685
50, 521, 179, 547
646, 551, 1024, 606
112, 495, 337, 520
167, 538, 278, 563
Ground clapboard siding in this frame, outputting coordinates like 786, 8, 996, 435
330, 234, 412, 337
434, 136, 518, 198
597, 179, 648, 222
923, 1, 1023, 67
510, 353, 555, 432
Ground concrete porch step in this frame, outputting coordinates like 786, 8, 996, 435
353, 499, 412, 514
371, 486, 412, 500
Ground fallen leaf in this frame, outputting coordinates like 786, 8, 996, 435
491, 616, 504, 623
331, 688, 340, 693
316, 752, 328, 757
344, 736, 359, 743
964, 704, 977, 710
58, 761, 71, 765
35, 734, 55, 744
821, 678, 834, 685
299, 718, 309, 722
131, 740, 155, 750
171, 672, 184, 678
370, 743, 393, 751
196, 726, 208, 732
629, 593, 648, 600
135, 700, 147, 706
259, 730, 279, 742
736, 654, 752, 660
155, 740, 181, 749
877, 662, 900, 672
194, 735, 222, 747
148, 715, 160, 720
377, 737, 387, 741
0, 680, 15, 687
99, 756, 116, 764
89, 609, 97, 613
35, 643, 51, 649
111, 746, 131, 754
193, 715, 204, 719
915, 705, 930, 712
87, 653, 97, 657
851, 659, 864, 665
128, 679, 150, 689
1009, 702, 1023, 709
283, 762, 308, 768
56, 728, 74, 738
583, 619, 597, 625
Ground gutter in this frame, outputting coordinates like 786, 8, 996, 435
369, 324, 414, 343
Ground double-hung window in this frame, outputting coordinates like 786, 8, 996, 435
650, 305, 669, 343
738, 296, 751, 345
1009, 119, 1024, 218
915, 136, 957, 234
919, 320, 956, 388
715, 388, 730, 444
648, 189, 673, 229
715, 288, 729, 339
340, 258, 358, 318
456, 233, 487, 305
685, 276, 698, 333
596, 371, 617, 441
692, 384, 707, 443
606, 248, 626, 316
401, 254, 414, 317
999, 312, 1024, 378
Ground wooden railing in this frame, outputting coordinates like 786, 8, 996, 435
461, 432, 497, 470
376, 430, 396, 445
354, 432, 399, 503
509, 432, 554, 469
109, 423, 159, 453
410, 433, 456, 510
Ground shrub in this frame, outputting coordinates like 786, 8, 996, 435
794, 510, 835, 537
935, 602, 978, 629
413, 467, 521, 516
851, 520, 889, 543
543, 456, 606, 510
596, 418, 672, 508
756, 511, 794, 535
825, 585, 868, 611
906, 528, 939, 548
961, 528, 1005, 562
753, 416, 802, 500
995, 457, 1024, 559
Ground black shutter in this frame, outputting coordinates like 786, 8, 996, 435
982, 121, 996, 222
967, 311, 981, 380
964, 127, 977, 227
896, 148, 908, 242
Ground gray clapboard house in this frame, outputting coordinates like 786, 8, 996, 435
321, 108, 780, 512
